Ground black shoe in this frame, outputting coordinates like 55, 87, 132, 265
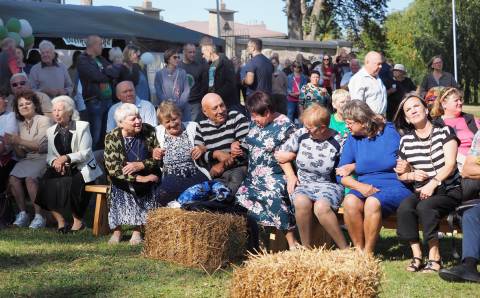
439, 264, 480, 283
71, 223, 85, 233
57, 225, 71, 234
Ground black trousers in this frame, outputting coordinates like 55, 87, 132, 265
462, 178, 480, 201
396, 186, 462, 242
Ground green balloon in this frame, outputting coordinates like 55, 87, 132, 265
7, 32, 21, 45
0, 26, 7, 40
6, 18, 21, 33
23, 35, 34, 47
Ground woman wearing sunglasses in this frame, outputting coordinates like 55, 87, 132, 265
154, 48, 190, 121
430, 88, 480, 171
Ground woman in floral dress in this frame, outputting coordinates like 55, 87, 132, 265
236, 91, 299, 249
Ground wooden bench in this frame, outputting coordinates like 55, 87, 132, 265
336, 207, 457, 233
85, 185, 110, 236
268, 207, 461, 253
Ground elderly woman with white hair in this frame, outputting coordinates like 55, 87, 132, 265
104, 103, 162, 245
36, 96, 102, 233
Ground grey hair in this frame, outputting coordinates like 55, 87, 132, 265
109, 47, 123, 63
10, 72, 28, 83
51, 96, 79, 121
342, 100, 385, 138
114, 103, 139, 125
39, 40, 55, 51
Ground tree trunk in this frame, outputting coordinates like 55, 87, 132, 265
304, 0, 325, 40
286, 0, 303, 39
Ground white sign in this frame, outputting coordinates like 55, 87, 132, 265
62, 37, 113, 48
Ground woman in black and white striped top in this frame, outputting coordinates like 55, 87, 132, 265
393, 93, 462, 273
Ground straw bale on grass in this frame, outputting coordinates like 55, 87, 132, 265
143, 208, 247, 272
230, 248, 382, 298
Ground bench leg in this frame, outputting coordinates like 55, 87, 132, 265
93, 193, 110, 236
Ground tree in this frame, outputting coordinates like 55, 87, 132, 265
284, 0, 387, 41
385, 0, 480, 103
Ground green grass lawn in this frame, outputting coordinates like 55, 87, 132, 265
0, 228, 478, 298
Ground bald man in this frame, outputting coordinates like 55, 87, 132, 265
193, 93, 249, 194
348, 51, 387, 115
106, 81, 157, 132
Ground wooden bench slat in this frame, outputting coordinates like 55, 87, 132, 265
85, 184, 110, 236
85, 185, 109, 194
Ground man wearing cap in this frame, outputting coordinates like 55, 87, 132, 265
386, 64, 416, 120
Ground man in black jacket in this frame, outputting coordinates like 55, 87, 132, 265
77, 35, 118, 149
200, 38, 240, 112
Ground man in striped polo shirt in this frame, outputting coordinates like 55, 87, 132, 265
193, 93, 249, 194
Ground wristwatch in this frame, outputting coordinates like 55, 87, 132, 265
432, 177, 442, 186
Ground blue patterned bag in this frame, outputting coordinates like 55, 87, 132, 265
177, 181, 231, 206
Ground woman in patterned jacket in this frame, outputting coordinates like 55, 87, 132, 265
104, 103, 162, 245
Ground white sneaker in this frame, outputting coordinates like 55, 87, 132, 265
29, 214, 46, 229
13, 211, 30, 227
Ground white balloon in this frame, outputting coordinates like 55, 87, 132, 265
19, 19, 33, 38
140, 52, 155, 65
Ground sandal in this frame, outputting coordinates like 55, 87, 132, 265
421, 259, 442, 273
406, 257, 424, 272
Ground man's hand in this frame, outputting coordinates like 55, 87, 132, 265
210, 162, 225, 178
230, 141, 243, 158
122, 161, 145, 176
191, 145, 206, 160
213, 150, 234, 167
152, 148, 165, 160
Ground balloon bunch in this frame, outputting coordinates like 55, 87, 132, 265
0, 17, 34, 49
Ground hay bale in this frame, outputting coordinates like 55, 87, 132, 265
143, 208, 247, 272
230, 248, 382, 298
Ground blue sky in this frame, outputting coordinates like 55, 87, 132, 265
66, 0, 413, 34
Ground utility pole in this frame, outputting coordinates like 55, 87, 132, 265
452, 0, 458, 82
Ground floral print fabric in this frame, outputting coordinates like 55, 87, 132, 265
236, 114, 296, 230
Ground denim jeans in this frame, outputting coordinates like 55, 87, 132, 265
462, 204, 480, 260
85, 98, 112, 150
287, 101, 299, 123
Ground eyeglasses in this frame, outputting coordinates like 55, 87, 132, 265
173, 55, 180, 59
11, 81, 26, 88
323, 58, 330, 61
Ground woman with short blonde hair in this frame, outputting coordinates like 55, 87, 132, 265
276, 103, 347, 249
430, 88, 479, 171
153, 100, 210, 203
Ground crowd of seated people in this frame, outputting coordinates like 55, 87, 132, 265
1, 33, 479, 283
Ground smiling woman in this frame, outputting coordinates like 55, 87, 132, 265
394, 93, 462, 273
104, 103, 164, 245
336, 100, 412, 254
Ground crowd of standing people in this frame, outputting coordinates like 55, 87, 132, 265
0, 34, 478, 283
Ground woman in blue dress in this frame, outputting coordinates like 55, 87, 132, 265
336, 100, 411, 254
236, 91, 299, 249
